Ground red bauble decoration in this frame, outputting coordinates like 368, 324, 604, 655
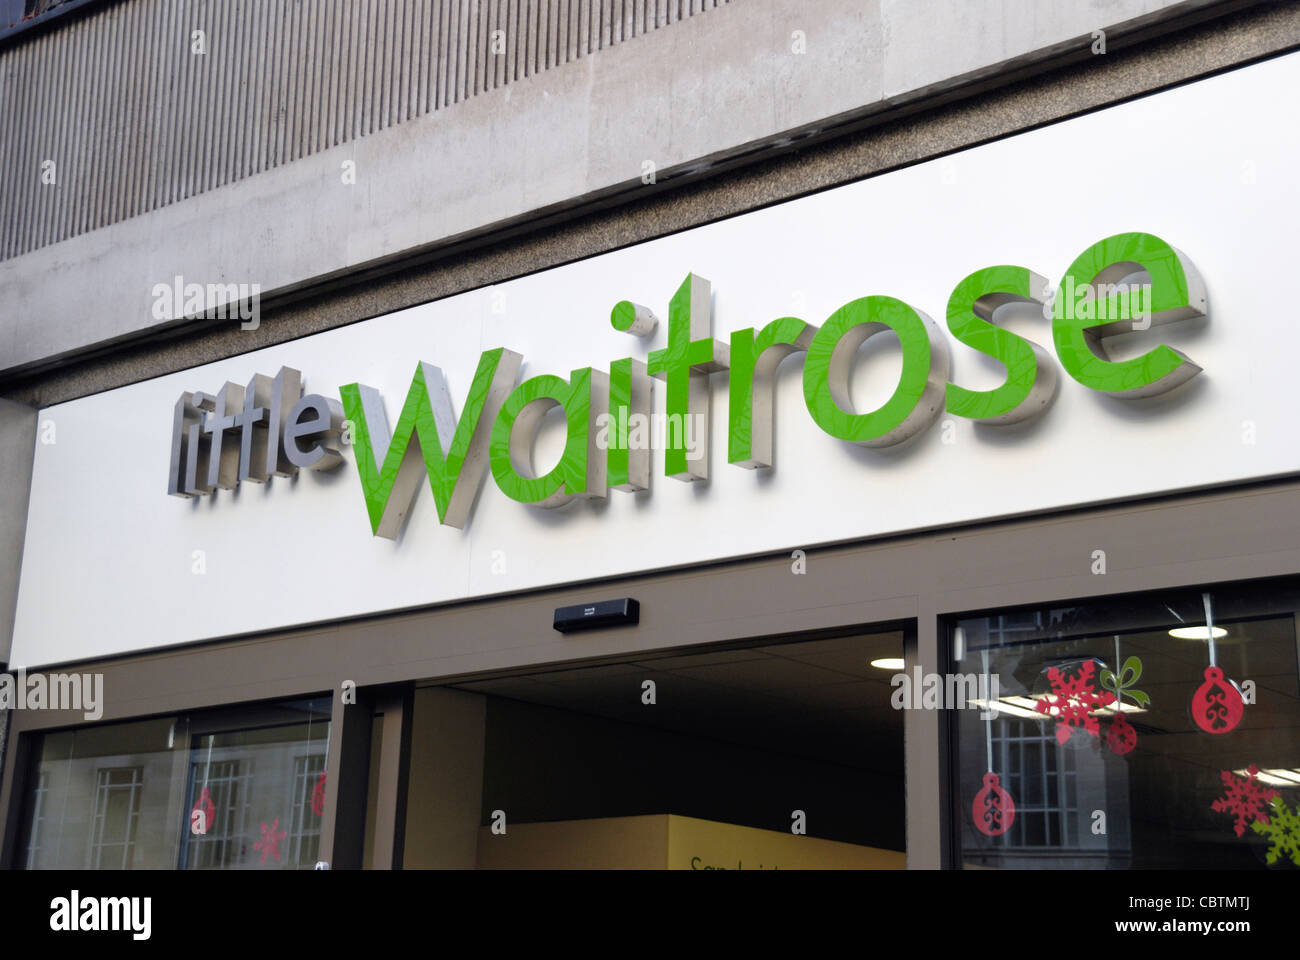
1192, 665, 1244, 735
1105, 712, 1137, 755
311, 772, 327, 816
972, 772, 1016, 837
191, 786, 216, 835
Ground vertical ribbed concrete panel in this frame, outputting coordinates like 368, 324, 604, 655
0, 0, 730, 261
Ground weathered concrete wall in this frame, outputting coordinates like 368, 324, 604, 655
5, 0, 1296, 409
0, 0, 1250, 376
0, 0, 730, 262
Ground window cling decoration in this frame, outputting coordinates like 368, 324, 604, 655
972, 650, 1016, 838
1100, 636, 1146, 756
1190, 593, 1245, 736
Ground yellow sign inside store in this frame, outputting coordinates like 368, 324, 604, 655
476, 814, 905, 870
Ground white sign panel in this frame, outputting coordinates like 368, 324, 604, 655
11, 53, 1300, 666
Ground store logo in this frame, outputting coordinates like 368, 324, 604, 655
168, 232, 1207, 540
167, 366, 345, 498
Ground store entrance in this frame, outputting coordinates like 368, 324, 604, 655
400, 628, 908, 869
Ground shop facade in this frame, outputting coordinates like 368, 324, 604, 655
2, 0, 1299, 870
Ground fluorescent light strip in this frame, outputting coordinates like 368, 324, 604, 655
965, 695, 1148, 721
1169, 626, 1228, 640
1093, 702, 1148, 716
1237, 768, 1300, 787
966, 697, 1046, 721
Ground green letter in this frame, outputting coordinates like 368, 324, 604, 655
945, 265, 1056, 423
340, 349, 522, 539
729, 317, 816, 468
647, 273, 728, 481
607, 357, 651, 491
490, 368, 608, 507
1052, 232, 1205, 397
802, 296, 948, 446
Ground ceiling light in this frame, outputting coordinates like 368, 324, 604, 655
1236, 768, 1300, 788
1094, 702, 1148, 716
1168, 626, 1227, 640
870, 657, 905, 670
966, 695, 1147, 721
966, 696, 1046, 721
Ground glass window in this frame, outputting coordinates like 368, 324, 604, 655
3, 1, 86, 35
182, 758, 251, 869
16, 696, 331, 869
179, 698, 332, 870
88, 766, 144, 868
950, 578, 1300, 869
23, 769, 49, 869
17, 718, 179, 869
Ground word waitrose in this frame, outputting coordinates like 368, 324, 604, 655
168, 232, 1205, 540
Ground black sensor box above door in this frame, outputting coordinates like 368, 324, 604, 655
553, 598, 640, 633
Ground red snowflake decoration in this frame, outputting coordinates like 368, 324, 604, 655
253, 818, 287, 865
1035, 661, 1117, 745
1211, 764, 1279, 837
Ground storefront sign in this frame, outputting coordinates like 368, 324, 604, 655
169, 232, 1204, 540
14, 52, 1299, 665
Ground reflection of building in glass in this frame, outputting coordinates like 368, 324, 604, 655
288, 754, 327, 866
88, 766, 144, 869
185, 760, 251, 869
966, 714, 1132, 868
985, 612, 1047, 645
995, 720, 1078, 848
959, 612, 1138, 868
15, 704, 331, 870
23, 770, 48, 869
21, 738, 176, 869
181, 723, 330, 871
